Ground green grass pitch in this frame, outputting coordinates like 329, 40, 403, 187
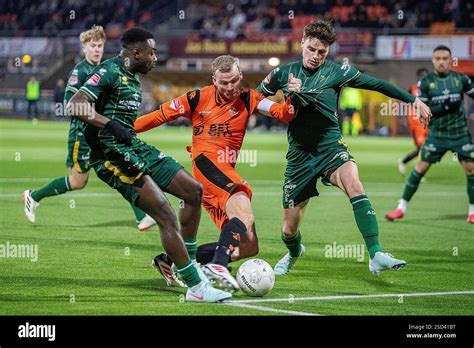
0, 119, 472, 315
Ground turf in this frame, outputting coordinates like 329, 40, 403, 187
0, 119, 472, 315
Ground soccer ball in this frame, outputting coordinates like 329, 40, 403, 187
236, 259, 275, 297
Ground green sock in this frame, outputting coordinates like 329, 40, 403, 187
281, 230, 302, 257
131, 203, 146, 222
402, 170, 424, 201
176, 260, 201, 287
467, 175, 474, 204
350, 194, 382, 259
31, 176, 71, 202
184, 239, 197, 261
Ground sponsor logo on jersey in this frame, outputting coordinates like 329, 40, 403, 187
170, 98, 182, 111
188, 90, 197, 99
86, 73, 101, 86
424, 143, 437, 152
68, 75, 78, 86
264, 72, 272, 83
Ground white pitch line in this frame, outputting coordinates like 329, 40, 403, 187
0, 192, 465, 199
222, 301, 320, 316
228, 290, 474, 304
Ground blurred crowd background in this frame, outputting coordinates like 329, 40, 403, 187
0, 0, 473, 136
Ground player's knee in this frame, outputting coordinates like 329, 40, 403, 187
69, 173, 88, 190
282, 219, 299, 236
465, 167, 474, 175
415, 162, 430, 174
186, 180, 203, 206
348, 180, 364, 197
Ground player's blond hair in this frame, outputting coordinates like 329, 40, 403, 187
212, 55, 240, 75
80, 25, 106, 46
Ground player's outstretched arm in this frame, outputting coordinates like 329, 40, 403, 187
255, 95, 295, 123
348, 73, 432, 126
134, 92, 196, 133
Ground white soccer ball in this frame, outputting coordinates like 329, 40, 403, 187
236, 259, 275, 297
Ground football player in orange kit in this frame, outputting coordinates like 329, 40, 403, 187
134, 55, 295, 291
398, 68, 429, 175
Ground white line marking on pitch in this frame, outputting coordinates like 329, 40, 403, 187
227, 290, 474, 304
0, 192, 464, 199
222, 301, 320, 316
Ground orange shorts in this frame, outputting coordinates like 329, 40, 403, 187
410, 127, 428, 147
192, 153, 252, 229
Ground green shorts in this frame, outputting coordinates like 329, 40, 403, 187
92, 137, 183, 206
282, 138, 354, 208
65, 128, 91, 173
420, 133, 474, 163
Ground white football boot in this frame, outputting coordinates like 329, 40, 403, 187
274, 244, 305, 275
203, 263, 240, 292
369, 252, 407, 275
186, 281, 232, 303
137, 214, 156, 232
22, 190, 39, 223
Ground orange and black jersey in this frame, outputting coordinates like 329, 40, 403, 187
135, 85, 294, 162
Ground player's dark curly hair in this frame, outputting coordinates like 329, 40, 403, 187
120, 27, 154, 48
303, 20, 337, 45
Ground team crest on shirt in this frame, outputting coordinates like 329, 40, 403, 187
228, 106, 238, 116
86, 73, 101, 86
337, 151, 349, 161
121, 76, 128, 85
429, 83, 436, 89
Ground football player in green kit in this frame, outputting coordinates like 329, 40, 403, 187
67, 27, 231, 302
22, 25, 155, 232
386, 45, 474, 224
257, 20, 432, 275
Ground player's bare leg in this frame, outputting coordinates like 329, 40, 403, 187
226, 191, 258, 260
151, 169, 209, 286
331, 161, 406, 274
461, 160, 474, 223
134, 175, 230, 301
230, 222, 258, 261
134, 175, 190, 265
273, 200, 308, 275
164, 169, 203, 258
386, 160, 432, 221
203, 191, 252, 291
68, 167, 89, 189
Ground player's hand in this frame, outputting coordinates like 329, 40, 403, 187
413, 97, 432, 128
105, 120, 132, 145
288, 73, 302, 93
